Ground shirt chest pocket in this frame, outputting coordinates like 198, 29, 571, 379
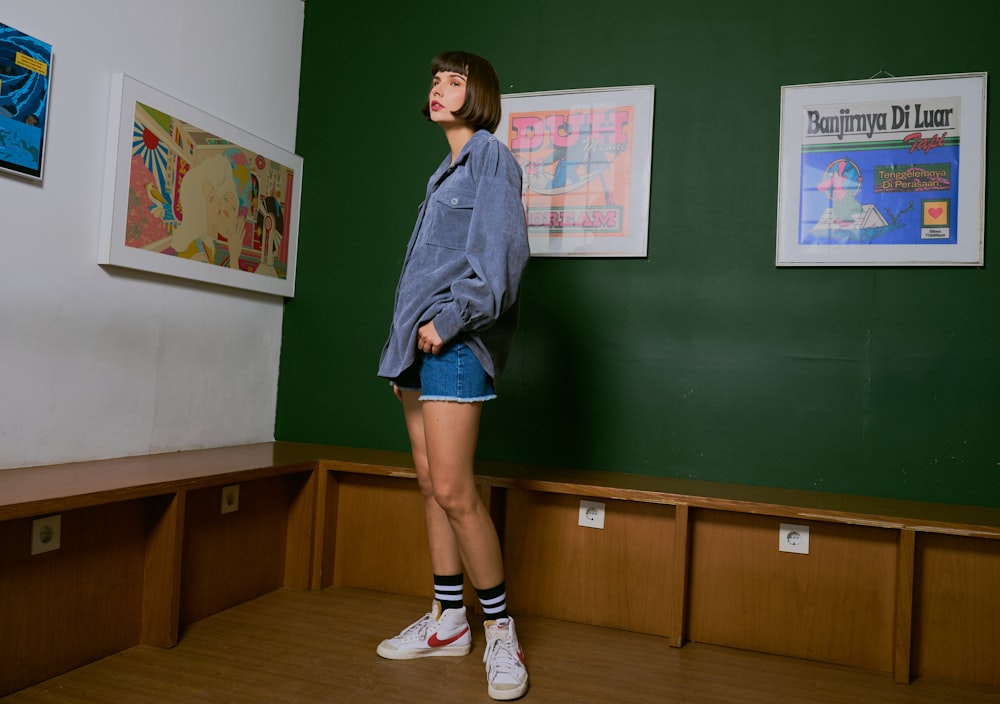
427, 188, 476, 250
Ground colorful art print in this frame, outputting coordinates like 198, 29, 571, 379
777, 73, 986, 266
99, 75, 303, 296
0, 22, 53, 180
498, 85, 654, 257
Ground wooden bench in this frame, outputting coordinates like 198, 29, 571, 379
0, 443, 330, 695
318, 449, 1000, 689
2, 442, 998, 696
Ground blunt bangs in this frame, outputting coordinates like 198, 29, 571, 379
422, 51, 502, 133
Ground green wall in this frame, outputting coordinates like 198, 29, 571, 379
277, 1, 1000, 508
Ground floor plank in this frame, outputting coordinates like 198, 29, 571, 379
2, 587, 997, 703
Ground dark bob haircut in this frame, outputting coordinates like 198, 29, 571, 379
422, 51, 502, 133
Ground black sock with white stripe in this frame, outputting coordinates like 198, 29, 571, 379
434, 573, 465, 612
476, 581, 508, 622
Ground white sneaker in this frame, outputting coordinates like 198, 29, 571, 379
376, 601, 472, 660
483, 617, 528, 700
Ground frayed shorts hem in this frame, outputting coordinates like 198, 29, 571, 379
418, 393, 497, 403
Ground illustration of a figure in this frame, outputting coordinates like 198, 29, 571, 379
254, 195, 284, 277
519, 122, 615, 204
171, 153, 241, 266
816, 158, 863, 226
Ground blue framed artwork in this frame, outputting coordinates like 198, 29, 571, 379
0, 21, 53, 181
776, 72, 986, 266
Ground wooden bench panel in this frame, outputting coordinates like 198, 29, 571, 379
180, 476, 296, 628
913, 533, 1000, 687
503, 490, 677, 637
330, 473, 432, 598
0, 500, 147, 694
687, 509, 898, 672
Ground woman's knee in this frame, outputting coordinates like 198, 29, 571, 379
416, 477, 436, 500
431, 483, 480, 518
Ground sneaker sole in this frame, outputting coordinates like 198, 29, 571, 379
488, 678, 528, 701
376, 642, 472, 660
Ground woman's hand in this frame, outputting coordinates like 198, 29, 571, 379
417, 321, 444, 355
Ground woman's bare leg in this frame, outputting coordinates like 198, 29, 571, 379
400, 390, 464, 576
400, 390, 503, 589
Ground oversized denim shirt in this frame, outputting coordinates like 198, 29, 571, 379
378, 129, 529, 383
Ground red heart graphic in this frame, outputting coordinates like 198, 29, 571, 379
929, 207, 944, 219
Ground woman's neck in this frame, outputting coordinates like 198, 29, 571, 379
443, 124, 477, 164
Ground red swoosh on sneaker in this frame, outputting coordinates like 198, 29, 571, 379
427, 626, 470, 648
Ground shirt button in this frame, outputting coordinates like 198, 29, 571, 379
451, 197, 458, 205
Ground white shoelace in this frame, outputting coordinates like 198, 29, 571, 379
484, 630, 523, 680
397, 612, 434, 642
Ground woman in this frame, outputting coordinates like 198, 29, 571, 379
376, 51, 530, 701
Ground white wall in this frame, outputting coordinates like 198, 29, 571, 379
0, 0, 304, 468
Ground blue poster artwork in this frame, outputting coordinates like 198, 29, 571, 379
798, 97, 960, 247
0, 22, 53, 180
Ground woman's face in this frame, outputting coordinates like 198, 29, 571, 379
203, 179, 239, 237
428, 71, 467, 125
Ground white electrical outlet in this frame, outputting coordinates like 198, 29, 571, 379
779, 523, 810, 554
578, 500, 606, 529
221, 484, 240, 514
31, 515, 62, 555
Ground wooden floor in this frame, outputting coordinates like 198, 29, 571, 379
2, 587, 997, 704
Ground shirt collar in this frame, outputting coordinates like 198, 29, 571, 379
429, 129, 490, 189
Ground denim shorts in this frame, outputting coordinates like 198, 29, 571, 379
393, 341, 496, 402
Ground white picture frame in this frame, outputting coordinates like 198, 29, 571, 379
498, 85, 654, 257
776, 72, 986, 266
98, 74, 303, 296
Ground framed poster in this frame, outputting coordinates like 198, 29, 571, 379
99, 74, 303, 297
0, 22, 53, 180
776, 72, 986, 266
498, 85, 654, 257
